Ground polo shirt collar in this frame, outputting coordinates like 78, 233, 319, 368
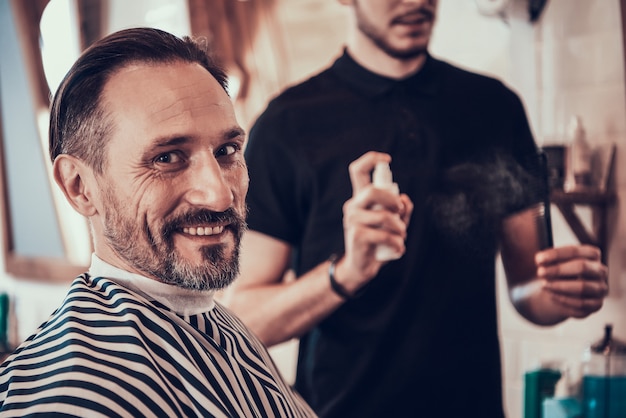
331, 48, 440, 97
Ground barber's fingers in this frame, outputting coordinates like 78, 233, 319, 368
399, 194, 414, 226
342, 195, 408, 264
537, 257, 607, 282
343, 214, 407, 273
343, 200, 408, 240
550, 294, 604, 319
545, 279, 607, 318
340, 225, 403, 287
344, 221, 407, 255
347, 186, 404, 215
536, 244, 601, 266
538, 245, 609, 320
347, 151, 413, 223
545, 277, 608, 298
348, 151, 391, 193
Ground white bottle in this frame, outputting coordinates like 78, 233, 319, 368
372, 162, 402, 261
566, 115, 592, 191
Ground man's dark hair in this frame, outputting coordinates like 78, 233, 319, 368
49, 27, 229, 173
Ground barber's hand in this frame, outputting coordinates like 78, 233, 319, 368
336, 151, 413, 294
536, 244, 608, 319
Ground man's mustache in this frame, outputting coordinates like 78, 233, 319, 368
161, 207, 247, 239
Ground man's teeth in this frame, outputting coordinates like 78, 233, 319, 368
182, 226, 225, 236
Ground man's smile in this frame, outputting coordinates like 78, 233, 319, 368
182, 225, 226, 236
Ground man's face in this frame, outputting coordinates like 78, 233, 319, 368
92, 61, 248, 290
353, 0, 438, 59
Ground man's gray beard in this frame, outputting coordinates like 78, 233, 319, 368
160, 242, 241, 291
104, 214, 243, 291
101, 187, 245, 291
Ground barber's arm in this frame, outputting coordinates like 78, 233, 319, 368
500, 207, 608, 325
221, 151, 413, 347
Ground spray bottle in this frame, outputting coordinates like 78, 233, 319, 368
372, 161, 402, 262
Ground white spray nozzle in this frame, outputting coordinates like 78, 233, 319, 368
373, 162, 393, 188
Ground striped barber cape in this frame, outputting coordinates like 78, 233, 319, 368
0, 274, 315, 417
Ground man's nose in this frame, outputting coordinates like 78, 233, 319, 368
184, 158, 234, 211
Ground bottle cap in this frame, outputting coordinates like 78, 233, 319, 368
372, 162, 393, 188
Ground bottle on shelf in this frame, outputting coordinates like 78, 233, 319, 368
581, 324, 626, 418
564, 115, 592, 192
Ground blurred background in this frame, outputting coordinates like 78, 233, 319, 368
1, 0, 625, 416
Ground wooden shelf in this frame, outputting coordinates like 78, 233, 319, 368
550, 188, 616, 262
550, 189, 615, 205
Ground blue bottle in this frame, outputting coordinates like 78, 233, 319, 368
581, 324, 626, 418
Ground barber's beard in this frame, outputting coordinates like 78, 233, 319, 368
355, 5, 431, 60
102, 190, 246, 291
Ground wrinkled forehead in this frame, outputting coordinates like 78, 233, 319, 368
108, 62, 233, 121
100, 61, 241, 155
104, 61, 229, 112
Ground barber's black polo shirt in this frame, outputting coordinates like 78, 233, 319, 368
245, 50, 545, 418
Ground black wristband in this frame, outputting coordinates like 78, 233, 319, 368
328, 254, 363, 300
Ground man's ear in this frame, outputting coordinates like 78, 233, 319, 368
52, 155, 98, 217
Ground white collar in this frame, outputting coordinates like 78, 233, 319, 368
88, 254, 216, 317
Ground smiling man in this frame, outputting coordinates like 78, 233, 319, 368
0, 28, 314, 417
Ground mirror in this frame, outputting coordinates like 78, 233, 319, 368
0, 0, 86, 282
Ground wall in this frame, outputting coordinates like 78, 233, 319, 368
499, 1, 626, 417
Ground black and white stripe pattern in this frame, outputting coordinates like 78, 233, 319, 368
0, 275, 315, 417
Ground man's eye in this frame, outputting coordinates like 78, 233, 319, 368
216, 144, 240, 157
155, 152, 181, 164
